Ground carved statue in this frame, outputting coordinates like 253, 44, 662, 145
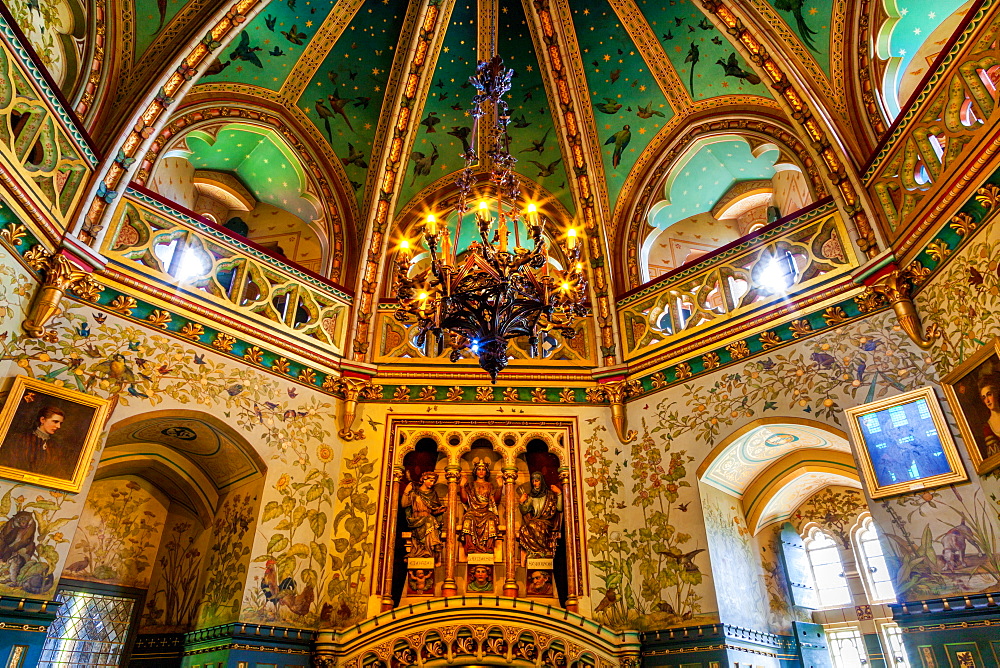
401, 471, 446, 565
459, 460, 501, 553
517, 471, 563, 558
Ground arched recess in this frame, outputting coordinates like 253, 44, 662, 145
63, 410, 266, 632
137, 103, 356, 284
697, 418, 861, 535
614, 113, 828, 293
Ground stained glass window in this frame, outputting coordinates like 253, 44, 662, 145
38, 588, 137, 667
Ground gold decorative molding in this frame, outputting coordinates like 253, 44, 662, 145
22, 253, 103, 338
586, 379, 642, 444
331, 377, 383, 440
868, 267, 939, 350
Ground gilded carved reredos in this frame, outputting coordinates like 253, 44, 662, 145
393, 425, 568, 467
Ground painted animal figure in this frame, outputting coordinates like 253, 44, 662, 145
0, 511, 37, 583
940, 520, 975, 571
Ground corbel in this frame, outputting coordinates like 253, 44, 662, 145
22, 252, 104, 337
867, 265, 939, 349
587, 378, 642, 444
332, 377, 383, 440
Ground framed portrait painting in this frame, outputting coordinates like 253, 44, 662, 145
845, 386, 967, 499
0, 376, 111, 492
941, 338, 1000, 475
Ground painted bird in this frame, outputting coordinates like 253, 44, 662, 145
76, 322, 90, 338
353, 96, 371, 108
604, 125, 631, 168
594, 97, 623, 114
326, 93, 354, 131
342, 143, 368, 169
774, 0, 819, 51
420, 111, 441, 133
410, 144, 439, 185
716, 52, 762, 85
229, 31, 263, 68
684, 43, 700, 94
511, 114, 530, 128
520, 129, 551, 154
698, 17, 714, 29
264, 14, 276, 31
92, 354, 135, 383
609, 68, 622, 83
662, 30, 674, 40
155, 0, 167, 31
593, 588, 617, 614
636, 102, 665, 119
810, 352, 837, 369
658, 548, 705, 573
447, 126, 472, 153
366, 416, 382, 432
269, 47, 284, 57
314, 101, 339, 141
127, 384, 149, 398
281, 25, 306, 45
527, 158, 562, 177
93, 312, 107, 324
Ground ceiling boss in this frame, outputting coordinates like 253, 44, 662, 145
394, 54, 589, 382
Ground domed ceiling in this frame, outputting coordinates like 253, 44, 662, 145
127, 0, 849, 266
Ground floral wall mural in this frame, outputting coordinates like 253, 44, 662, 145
700, 483, 771, 631
141, 508, 211, 632
791, 486, 868, 548
63, 476, 168, 587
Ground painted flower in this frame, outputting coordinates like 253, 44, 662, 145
317, 445, 334, 463
275, 473, 290, 491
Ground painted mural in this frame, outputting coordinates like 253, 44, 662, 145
0, 257, 373, 628
0, 484, 77, 595
584, 421, 713, 631
64, 477, 168, 587
141, 510, 208, 632
792, 486, 868, 548
701, 483, 772, 631
196, 490, 257, 627
6, 0, 84, 88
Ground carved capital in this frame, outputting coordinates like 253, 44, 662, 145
588, 379, 641, 443
23, 254, 101, 338
332, 377, 382, 439
870, 267, 939, 349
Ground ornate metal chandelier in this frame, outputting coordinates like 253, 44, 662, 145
394, 55, 589, 382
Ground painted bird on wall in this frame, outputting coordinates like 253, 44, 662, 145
605, 125, 631, 168
261, 560, 315, 616
774, 0, 819, 52
716, 53, 762, 86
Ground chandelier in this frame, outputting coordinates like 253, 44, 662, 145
393, 55, 589, 382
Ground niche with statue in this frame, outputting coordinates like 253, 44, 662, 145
380, 425, 579, 610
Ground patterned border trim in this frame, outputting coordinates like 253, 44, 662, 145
0, 14, 98, 165
125, 188, 353, 302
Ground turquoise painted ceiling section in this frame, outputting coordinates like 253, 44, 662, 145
297, 0, 406, 210
648, 140, 778, 229
570, 4, 674, 211
882, 0, 970, 113
394, 1, 478, 213
134, 0, 188, 58
638, 0, 772, 101
185, 126, 318, 221
200, 0, 338, 91
763, 0, 833, 76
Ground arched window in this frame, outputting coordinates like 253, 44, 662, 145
826, 627, 867, 668
854, 515, 896, 603
804, 527, 852, 608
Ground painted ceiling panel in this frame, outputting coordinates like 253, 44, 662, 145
648, 139, 778, 230
701, 423, 851, 496
498, 0, 575, 216
394, 1, 479, 213
754, 471, 859, 531
638, 0, 772, 101
764, 0, 833, 76
297, 0, 406, 210
185, 126, 318, 221
134, 0, 189, 58
199, 0, 339, 91
571, 3, 674, 210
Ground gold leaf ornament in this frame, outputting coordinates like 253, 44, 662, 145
475, 386, 494, 402
530, 388, 548, 403
212, 332, 236, 352
726, 340, 750, 360
446, 386, 463, 401
702, 352, 720, 369
502, 387, 519, 402
759, 331, 782, 349
417, 385, 436, 401
22, 245, 52, 271
147, 309, 172, 329
298, 368, 316, 384
109, 295, 138, 315
393, 385, 411, 401
822, 307, 848, 326
179, 322, 205, 340
558, 388, 576, 403
789, 319, 813, 338
243, 346, 265, 364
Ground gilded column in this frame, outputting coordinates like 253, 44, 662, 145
380, 467, 406, 611
559, 467, 579, 612
502, 467, 520, 598
442, 465, 460, 596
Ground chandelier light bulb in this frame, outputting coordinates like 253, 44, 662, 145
425, 214, 437, 237
567, 227, 578, 249
418, 291, 428, 300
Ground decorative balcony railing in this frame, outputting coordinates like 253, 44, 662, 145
0, 13, 94, 241
865, 1, 1000, 241
101, 187, 352, 362
617, 200, 858, 364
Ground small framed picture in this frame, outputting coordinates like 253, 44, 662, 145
0, 376, 111, 493
845, 386, 967, 498
940, 338, 1000, 475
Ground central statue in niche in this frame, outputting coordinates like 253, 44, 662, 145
459, 459, 501, 553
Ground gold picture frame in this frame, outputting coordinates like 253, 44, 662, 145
940, 338, 1000, 475
845, 386, 967, 499
0, 376, 111, 493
